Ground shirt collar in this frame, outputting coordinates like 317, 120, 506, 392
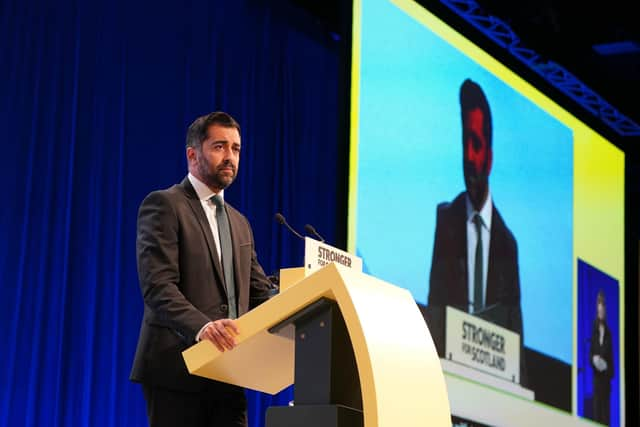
465, 189, 492, 231
188, 173, 224, 202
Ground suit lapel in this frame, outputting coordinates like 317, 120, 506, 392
180, 178, 227, 298
226, 204, 246, 311
453, 193, 469, 307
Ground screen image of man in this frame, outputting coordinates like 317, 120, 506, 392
590, 290, 613, 425
130, 112, 274, 427
426, 79, 524, 380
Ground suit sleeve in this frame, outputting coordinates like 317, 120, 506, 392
428, 204, 447, 307
508, 239, 524, 336
136, 191, 210, 343
247, 224, 274, 309
426, 204, 447, 356
604, 326, 614, 379
589, 323, 614, 378
504, 236, 527, 386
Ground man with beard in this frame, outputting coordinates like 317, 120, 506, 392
426, 79, 525, 383
130, 111, 274, 427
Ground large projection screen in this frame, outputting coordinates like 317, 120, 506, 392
348, 0, 625, 425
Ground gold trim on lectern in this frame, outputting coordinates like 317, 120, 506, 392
278, 267, 306, 292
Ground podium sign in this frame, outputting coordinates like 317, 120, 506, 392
304, 237, 362, 275
445, 306, 521, 384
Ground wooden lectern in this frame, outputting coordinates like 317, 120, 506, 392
182, 263, 450, 426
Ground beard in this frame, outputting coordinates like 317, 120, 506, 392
464, 168, 489, 211
197, 158, 237, 191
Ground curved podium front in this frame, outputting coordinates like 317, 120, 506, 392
182, 263, 451, 426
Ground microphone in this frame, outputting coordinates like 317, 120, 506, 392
304, 224, 325, 243
274, 213, 305, 240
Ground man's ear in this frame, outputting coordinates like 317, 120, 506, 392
186, 146, 196, 164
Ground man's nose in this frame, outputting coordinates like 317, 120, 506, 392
223, 146, 235, 159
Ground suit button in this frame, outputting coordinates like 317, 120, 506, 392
220, 304, 228, 313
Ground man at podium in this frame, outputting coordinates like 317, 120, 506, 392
426, 79, 524, 381
130, 111, 274, 427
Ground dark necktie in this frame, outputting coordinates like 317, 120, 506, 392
211, 194, 237, 319
473, 213, 484, 313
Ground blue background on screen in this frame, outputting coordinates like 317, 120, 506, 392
577, 259, 620, 427
355, 0, 573, 363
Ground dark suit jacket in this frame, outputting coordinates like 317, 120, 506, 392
590, 320, 614, 387
130, 177, 273, 392
426, 191, 525, 382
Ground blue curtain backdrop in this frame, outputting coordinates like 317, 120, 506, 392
0, 0, 342, 425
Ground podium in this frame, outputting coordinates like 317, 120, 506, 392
182, 263, 451, 426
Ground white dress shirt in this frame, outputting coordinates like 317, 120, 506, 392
188, 173, 224, 264
466, 190, 492, 313
187, 173, 224, 341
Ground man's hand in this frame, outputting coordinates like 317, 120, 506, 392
592, 355, 607, 372
200, 319, 240, 352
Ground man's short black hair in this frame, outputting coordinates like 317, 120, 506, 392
460, 79, 492, 148
186, 111, 241, 149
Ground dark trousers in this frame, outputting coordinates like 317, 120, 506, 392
592, 378, 610, 425
142, 383, 247, 427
